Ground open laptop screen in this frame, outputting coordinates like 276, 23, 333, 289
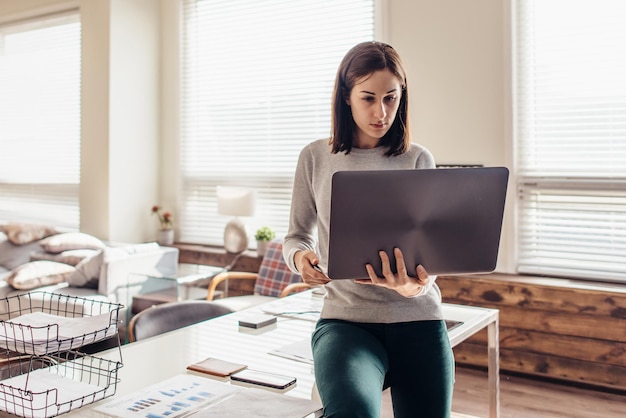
327, 167, 509, 279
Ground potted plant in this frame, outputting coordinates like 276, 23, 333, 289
254, 226, 275, 257
151, 205, 174, 245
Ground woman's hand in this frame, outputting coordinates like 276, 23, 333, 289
294, 250, 330, 286
359, 247, 429, 298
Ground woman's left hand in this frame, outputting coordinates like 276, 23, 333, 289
358, 247, 429, 297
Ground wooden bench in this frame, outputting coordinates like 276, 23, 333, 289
438, 273, 626, 392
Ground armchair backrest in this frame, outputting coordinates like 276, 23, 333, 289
129, 300, 232, 342
253, 239, 302, 297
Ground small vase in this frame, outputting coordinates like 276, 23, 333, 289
157, 229, 174, 246
256, 240, 269, 257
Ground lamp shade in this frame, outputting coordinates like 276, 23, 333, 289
217, 186, 256, 217
217, 186, 255, 253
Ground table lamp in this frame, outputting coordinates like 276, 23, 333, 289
217, 186, 256, 253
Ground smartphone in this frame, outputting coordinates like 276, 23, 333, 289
230, 369, 296, 390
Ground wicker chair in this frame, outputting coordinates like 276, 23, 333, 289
206, 239, 310, 311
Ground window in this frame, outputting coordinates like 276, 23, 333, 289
514, 0, 626, 282
0, 11, 81, 230
179, 0, 375, 246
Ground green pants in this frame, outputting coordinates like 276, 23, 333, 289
312, 319, 454, 418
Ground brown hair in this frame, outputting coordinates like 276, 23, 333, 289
330, 41, 410, 156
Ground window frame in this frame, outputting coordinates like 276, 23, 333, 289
512, 0, 626, 284
0, 9, 81, 230
175, 0, 381, 248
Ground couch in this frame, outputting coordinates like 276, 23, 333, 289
0, 223, 179, 323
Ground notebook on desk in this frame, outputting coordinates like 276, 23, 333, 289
327, 167, 509, 279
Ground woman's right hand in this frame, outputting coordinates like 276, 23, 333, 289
294, 250, 330, 286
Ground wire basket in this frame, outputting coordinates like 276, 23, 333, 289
0, 292, 122, 356
0, 350, 122, 417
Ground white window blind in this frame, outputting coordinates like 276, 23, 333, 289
180, 0, 375, 246
515, 0, 626, 282
0, 11, 81, 230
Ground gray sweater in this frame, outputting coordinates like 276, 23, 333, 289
283, 139, 444, 323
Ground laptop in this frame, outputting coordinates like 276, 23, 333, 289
327, 167, 509, 279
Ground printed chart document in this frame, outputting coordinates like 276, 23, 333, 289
95, 374, 322, 418
94, 374, 239, 418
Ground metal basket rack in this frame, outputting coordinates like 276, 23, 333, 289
0, 351, 122, 417
0, 292, 124, 417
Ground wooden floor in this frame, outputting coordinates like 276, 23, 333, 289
381, 367, 626, 418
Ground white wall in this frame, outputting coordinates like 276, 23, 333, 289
388, 0, 507, 166
0, 0, 67, 17
107, 0, 160, 243
0, 0, 514, 271
79, 0, 111, 240
386, 0, 513, 271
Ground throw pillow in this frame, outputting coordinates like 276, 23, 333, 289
0, 222, 57, 245
6, 260, 75, 290
67, 250, 104, 288
30, 249, 100, 266
254, 239, 302, 297
0, 232, 45, 270
40, 232, 106, 254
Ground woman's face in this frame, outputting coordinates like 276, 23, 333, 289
347, 68, 403, 149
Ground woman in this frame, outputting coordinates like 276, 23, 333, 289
283, 41, 454, 418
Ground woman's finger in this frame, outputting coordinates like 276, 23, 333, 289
415, 264, 429, 284
394, 247, 408, 277
379, 250, 393, 279
364, 264, 379, 283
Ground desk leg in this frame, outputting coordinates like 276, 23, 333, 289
487, 315, 500, 418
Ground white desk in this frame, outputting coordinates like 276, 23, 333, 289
46, 291, 500, 417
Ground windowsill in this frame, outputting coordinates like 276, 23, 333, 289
453, 272, 626, 294
173, 242, 263, 273
172, 243, 626, 294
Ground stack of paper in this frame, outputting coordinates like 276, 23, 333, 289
0, 312, 117, 355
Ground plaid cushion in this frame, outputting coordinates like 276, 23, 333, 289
254, 239, 302, 297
